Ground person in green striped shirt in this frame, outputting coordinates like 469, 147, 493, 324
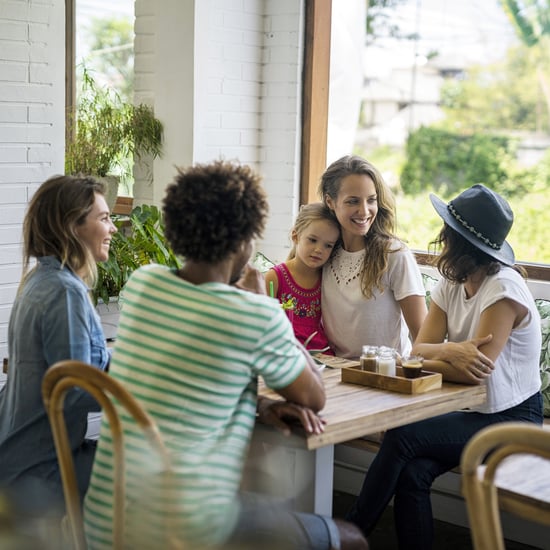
83, 160, 368, 550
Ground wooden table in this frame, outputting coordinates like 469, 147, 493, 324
244, 366, 486, 515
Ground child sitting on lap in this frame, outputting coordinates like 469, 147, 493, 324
265, 203, 340, 354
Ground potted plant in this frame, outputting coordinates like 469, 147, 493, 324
65, 68, 163, 206
94, 204, 182, 339
94, 204, 182, 307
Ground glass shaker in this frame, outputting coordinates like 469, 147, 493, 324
377, 346, 396, 376
360, 345, 378, 372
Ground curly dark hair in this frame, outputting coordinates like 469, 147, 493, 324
163, 160, 269, 262
430, 224, 503, 283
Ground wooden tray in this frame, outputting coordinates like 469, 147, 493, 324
341, 365, 442, 394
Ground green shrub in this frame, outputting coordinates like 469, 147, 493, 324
400, 127, 519, 197
94, 204, 181, 305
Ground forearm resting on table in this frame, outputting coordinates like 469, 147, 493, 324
256, 396, 325, 435
420, 358, 480, 384
413, 340, 460, 364
276, 366, 326, 412
412, 341, 485, 384
280, 340, 326, 411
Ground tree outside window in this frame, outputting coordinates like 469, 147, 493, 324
331, 0, 550, 264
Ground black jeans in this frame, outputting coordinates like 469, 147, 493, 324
346, 392, 543, 550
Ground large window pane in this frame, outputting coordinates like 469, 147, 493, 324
329, 0, 550, 264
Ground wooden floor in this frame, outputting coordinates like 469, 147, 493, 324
332, 491, 539, 550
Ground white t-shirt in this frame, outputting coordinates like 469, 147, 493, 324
432, 267, 541, 414
321, 241, 425, 358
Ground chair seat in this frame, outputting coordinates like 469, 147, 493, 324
492, 454, 550, 521
461, 422, 550, 550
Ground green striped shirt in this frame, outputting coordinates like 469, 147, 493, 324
83, 264, 306, 549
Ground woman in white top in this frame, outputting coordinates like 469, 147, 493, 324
346, 184, 543, 550
319, 155, 427, 358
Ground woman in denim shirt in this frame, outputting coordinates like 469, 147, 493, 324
0, 175, 116, 514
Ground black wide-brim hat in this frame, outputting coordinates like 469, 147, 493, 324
430, 184, 515, 266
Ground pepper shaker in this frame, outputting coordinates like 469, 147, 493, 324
360, 345, 378, 372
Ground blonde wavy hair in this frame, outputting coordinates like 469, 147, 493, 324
286, 202, 340, 261
319, 155, 400, 299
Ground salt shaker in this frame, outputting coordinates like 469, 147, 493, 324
377, 346, 396, 376
360, 345, 378, 372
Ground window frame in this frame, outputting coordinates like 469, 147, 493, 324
65, 0, 76, 146
300, 0, 332, 205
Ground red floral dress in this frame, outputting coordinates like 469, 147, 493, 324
272, 263, 333, 354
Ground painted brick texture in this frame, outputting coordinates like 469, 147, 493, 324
134, 0, 304, 263
202, 0, 303, 263
0, 0, 65, 365
0, 0, 304, 369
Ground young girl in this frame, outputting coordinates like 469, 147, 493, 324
265, 203, 340, 353
319, 155, 427, 358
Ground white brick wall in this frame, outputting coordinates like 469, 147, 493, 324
134, 0, 304, 264
259, 0, 303, 263
133, 0, 195, 206
0, 0, 65, 368
0, 0, 303, 369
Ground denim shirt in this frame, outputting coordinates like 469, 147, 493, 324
0, 257, 109, 489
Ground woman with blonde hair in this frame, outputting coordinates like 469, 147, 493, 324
0, 174, 116, 514
319, 155, 427, 358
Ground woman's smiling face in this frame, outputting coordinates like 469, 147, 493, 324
326, 174, 378, 250
75, 193, 117, 263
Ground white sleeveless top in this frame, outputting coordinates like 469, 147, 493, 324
432, 267, 541, 414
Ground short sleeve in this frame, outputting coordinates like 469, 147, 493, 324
388, 245, 425, 301
251, 303, 307, 390
478, 271, 531, 314
430, 277, 448, 312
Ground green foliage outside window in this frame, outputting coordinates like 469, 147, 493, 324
440, 44, 547, 134
84, 17, 134, 102
400, 127, 521, 197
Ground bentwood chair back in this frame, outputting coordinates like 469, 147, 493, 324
42, 360, 173, 550
461, 422, 550, 550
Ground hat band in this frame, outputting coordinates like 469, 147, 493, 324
448, 203, 501, 250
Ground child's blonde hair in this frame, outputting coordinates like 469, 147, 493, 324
287, 202, 340, 261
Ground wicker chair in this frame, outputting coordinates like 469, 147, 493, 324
42, 360, 173, 550
461, 421, 550, 550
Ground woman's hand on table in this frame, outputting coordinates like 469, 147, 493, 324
414, 334, 495, 384
420, 336, 494, 383
444, 336, 495, 379
257, 396, 326, 436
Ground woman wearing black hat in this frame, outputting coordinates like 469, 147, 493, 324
346, 184, 543, 550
